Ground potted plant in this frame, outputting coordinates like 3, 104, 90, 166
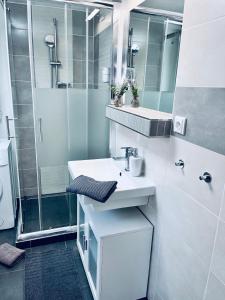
111, 81, 128, 107
130, 82, 139, 107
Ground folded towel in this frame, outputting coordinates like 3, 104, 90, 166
0, 243, 25, 267
66, 175, 117, 203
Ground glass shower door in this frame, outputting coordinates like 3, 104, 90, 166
25, 0, 112, 235
30, 0, 72, 231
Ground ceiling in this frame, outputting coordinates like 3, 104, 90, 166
139, 0, 184, 13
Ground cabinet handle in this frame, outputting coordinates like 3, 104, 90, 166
85, 239, 88, 251
82, 235, 86, 250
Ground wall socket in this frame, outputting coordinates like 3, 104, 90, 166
173, 116, 187, 135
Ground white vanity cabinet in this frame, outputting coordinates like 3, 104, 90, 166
77, 195, 153, 300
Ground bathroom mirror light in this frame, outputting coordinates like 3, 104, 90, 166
86, 8, 100, 21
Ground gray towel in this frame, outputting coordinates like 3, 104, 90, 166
66, 175, 117, 203
0, 243, 25, 267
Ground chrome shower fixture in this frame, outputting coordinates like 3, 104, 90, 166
131, 43, 140, 55
44, 19, 62, 88
45, 34, 55, 48
45, 34, 55, 87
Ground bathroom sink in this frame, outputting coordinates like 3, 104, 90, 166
68, 158, 155, 211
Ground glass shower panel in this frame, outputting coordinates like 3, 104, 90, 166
66, 4, 112, 161
30, 0, 71, 230
66, 4, 88, 162
87, 7, 112, 159
23, 0, 112, 235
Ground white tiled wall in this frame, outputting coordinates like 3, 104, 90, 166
111, 123, 225, 300
110, 1, 225, 299
176, 0, 225, 88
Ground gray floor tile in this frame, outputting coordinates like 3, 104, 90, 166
0, 270, 24, 300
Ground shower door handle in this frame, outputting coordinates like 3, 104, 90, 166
38, 117, 43, 142
5, 116, 18, 140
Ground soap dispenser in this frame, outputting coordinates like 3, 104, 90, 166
130, 149, 143, 177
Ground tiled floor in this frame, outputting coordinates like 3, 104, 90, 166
0, 228, 93, 300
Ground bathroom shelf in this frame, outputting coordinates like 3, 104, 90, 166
106, 105, 172, 137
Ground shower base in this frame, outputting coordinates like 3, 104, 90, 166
16, 193, 77, 247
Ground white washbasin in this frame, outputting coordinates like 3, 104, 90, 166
68, 158, 155, 211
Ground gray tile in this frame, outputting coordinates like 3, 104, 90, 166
73, 35, 94, 61
73, 35, 86, 60
205, 273, 225, 300
150, 120, 158, 136
18, 148, 36, 169
72, 10, 86, 36
164, 120, 172, 136
13, 55, 31, 81
22, 187, 38, 198
73, 60, 86, 84
16, 127, 35, 149
93, 14, 100, 35
212, 221, 225, 284
94, 60, 99, 88
149, 21, 164, 44
145, 65, 161, 90
147, 43, 162, 66
157, 120, 165, 136
22, 198, 39, 222
19, 169, 37, 189
7, 3, 28, 30
14, 104, 34, 128
94, 35, 99, 60
173, 87, 225, 155
0, 270, 24, 300
88, 18, 94, 37
88, 36, 94, 61
12, 28, 29, 56
14, 80, 32, 104
88, 61, 94, 85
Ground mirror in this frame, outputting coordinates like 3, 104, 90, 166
125, 1, 184, 114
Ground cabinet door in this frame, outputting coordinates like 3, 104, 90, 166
88, 225, 98, 288
78, 201, 86, 255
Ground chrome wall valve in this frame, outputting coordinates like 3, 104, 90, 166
199, 172, 212, 183
175, 159, 184, 168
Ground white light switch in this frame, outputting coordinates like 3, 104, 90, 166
173, 116, 187, 135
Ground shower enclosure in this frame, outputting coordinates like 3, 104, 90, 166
5, 0, 113, 242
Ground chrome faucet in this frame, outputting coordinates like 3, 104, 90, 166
121, 147, 138, 171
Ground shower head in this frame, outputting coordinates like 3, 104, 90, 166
44, 34, 55, 48
131, 43, 140, 55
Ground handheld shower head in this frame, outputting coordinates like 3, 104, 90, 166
131, 43, 140, 55
44, 34, 55, 48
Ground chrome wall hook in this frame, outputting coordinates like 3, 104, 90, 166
199, 172, 212, 183
175, 159, 184, 168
